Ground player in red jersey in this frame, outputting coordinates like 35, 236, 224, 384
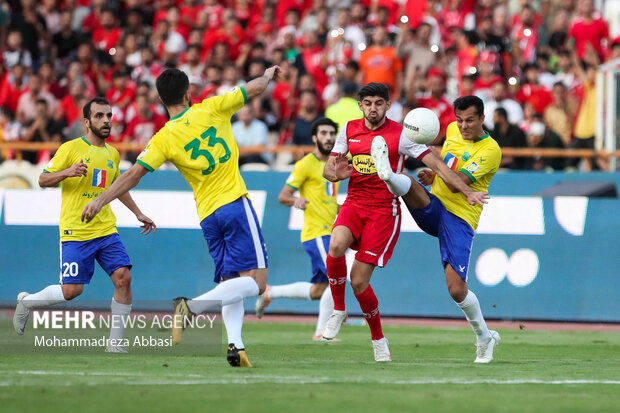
322, 83, 488, 361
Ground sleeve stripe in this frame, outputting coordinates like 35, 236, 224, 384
136, 160, 155, 172
459, 168, 476, 183
417, 149, 431, 160
285, 183, 299, 190
240, 86, 248, 104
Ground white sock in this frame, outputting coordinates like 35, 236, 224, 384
384, 173, 411, 196
222, 300, 245, 349
268, 282, 312, 300
22, 285, 66, 308
109, 298, 132, 344
315, 287, 334, 335
456, 290, 491, 343
187, 276, 259, 314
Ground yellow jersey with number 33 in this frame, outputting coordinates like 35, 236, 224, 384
136, 87, 249, 221
43, 137, 121, 241
431, 122, 501, 230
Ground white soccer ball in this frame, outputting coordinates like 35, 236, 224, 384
403, 108, 440, 144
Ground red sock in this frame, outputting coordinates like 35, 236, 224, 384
355, 285, 384, 340
326, 254, 347, 311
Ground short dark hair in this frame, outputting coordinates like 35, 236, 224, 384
311, 117, 338, 136
453, 95, 484, 116
494, 106, 508, 120
156, 69, 189, 106
83, 97, 110, 119
35, 98, 48, 106
358, 82, 390, 101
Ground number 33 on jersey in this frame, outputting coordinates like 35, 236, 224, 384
136, 86, 250, 221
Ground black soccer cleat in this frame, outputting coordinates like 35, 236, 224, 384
227, 343, 252, 367
171, 296, 195, 344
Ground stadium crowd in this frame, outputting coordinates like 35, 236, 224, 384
0, 0, 618, 170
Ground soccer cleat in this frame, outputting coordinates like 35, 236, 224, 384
13, 292, 30, 335
372, 337, 392, 362
322, 310, 347, 340
171, 296, 195, 345
312, 334, 341, 342
254, 285, 271, 319
105, 345, 128, 354
474, 330, 501, 363
227, 343, 252, 367
371, 135, 391, 181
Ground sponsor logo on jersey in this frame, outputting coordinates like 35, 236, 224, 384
466, 162, 479, 173
45, 160, 53, 169
444, 152, 459, 170
63, 230, 72, 235
92, 169, 107, 188
137, 150, 147, 160
459, 265, 466, 273
349, 139, 361, 143
352, 154, 377, 175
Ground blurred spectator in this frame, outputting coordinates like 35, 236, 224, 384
476, 14, 510, 75
474, 51, 504, 102
553, 50, 579, 89
511, 4, 539, 66
123, 93, 167, 149
292, 90, 323, 147
179, 44, 205, 80
523, 119, 566, 171
2, 30, 32, 71
490, 106, 527, 170
93, 8, 122, 54
515, 63, 553, 115
9, 0, 47, 65
294, 31, 329, 97
132, 47, 163, 88
82, 0, 106, 33
59, 78, 87, 127
569, 0, 609, 62
22, 99, 65, 164
52, 10, 79, 64
407, 67, 455, 140
0, 108, 25, 159
16, 73, 58, 125
610, 37, 620, 60
399, 22, 436, 94
535, 53, 556, 90
231, 104, 270, 165
453, 28, 478, 89
325, 82, 363, 133
105, 69, 135, 113
543, 82, 575, 146
359, 26, 402, 99
39, 0, 60, 35
124, 7, 152, 47
38, 61, 63, 100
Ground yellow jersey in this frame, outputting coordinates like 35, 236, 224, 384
43, 137, 121, 241
137, 86, 249, 221
431, 122, 501, 230
286, 153, 339, 242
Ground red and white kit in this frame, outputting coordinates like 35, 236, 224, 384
331, 118, 430, 267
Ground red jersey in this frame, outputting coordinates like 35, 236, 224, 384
332, 118, 430, 213
569, 17, 609, 61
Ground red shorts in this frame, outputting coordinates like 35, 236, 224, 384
333, 202, 401, 267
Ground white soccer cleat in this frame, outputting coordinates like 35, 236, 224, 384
105, 345, 129, 354
13, 292, 30, 335
474, 330, 500, 363
322, 310, 347, 340
371, 136, 392, 181
372, 337, 392, 362
254, 286, 271, 319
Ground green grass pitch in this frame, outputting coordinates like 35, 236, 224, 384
1, 319, 619, 412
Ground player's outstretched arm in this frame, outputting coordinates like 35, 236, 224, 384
244, 65, 282, 100
323, 154, 352, 182
278, 185, 309, 210
81, 163, 150, 223
422, 152, 489, 206
118, 192, 156, 235
39, 159, 87, 187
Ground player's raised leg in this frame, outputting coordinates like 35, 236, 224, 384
13, 285, 67, 335
371, 136, 413, 197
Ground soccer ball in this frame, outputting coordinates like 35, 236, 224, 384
403, 108, 440, 144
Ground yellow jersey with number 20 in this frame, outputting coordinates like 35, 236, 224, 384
431, 122, 501, 230
137, 87, 249, 221
44, 137, 121, 241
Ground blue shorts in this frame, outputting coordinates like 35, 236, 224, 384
302, 235, 330, 284
59, 233, 132, 284
406, 184, 474, 281
201, 196, 268, 283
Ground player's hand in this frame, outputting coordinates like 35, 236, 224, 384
334, 153, 353, 180
137, 213, 156, 235
293, 197, 309, 210
466, 191, 490, 206
81, 200, 102, 223
417, 169, 435, 186
264, 65, 282, 81
67, 159, 88, 178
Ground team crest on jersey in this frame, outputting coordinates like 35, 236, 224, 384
137, 150, 147, 160
92, 169, 107, 188
352, 154, 377, 175
108, 160, 114, 169
462, 152, 471, 162
466, 162, 479, 173
230, 86, 238, 94
444, 152, 459, 171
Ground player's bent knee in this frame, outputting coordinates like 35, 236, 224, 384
61, 284, 83, 300
111, 267, 132, 290
309, 282, 328, 299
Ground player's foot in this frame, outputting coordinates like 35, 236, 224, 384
371, 135, 391, 181
322, 310, 347, 340
227, 343, 252, 367
474, 330, 500, 363
372, 337, 392, 362
254, 285, 271, 319
105, 345, 128, 354
13, 292, 30, 335
171, 296, 195, 345
312, 334, 341, 342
